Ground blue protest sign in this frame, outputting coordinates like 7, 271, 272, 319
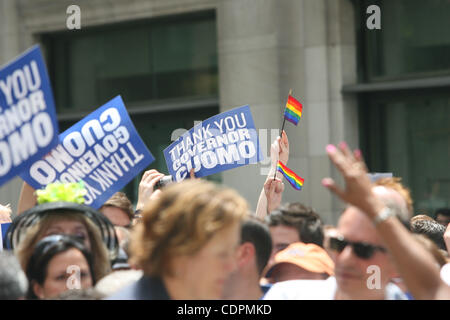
0, 222, 11, 251
20, 95, 155, 209
368, 172, 393, 183
164, 105, 262, 181
0, 45, 59, 187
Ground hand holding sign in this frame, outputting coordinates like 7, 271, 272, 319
189, 168, 197, 179
0, 204, 12, 223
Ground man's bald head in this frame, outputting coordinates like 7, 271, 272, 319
372, 186, 411, 226
373, 178, 413, 222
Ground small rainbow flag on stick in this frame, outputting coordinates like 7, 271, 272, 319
284, 95, 303, 126
277, 161, 304, 191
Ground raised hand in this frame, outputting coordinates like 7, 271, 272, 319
444, 223, 450, 255
279, 130, 289, 166
270, 130, 289, 168
264, 178, 285, 214
189, 168, 197, 179
0, 204, 12, 223
256, 131, 289, 218
322, 142, 383, 218
136, 169, 165, 211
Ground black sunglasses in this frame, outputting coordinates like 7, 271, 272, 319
29, 234, 86, 260
329, 236, 387, 260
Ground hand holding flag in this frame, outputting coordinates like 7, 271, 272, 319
273, 91, 304, 186
277, 161, 304, 191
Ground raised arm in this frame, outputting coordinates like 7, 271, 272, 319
444, 223, 450, 256
323, 143, 450, 300
136, 169, 165, 211
255, 131, 288, 218
0, 204, 12, 223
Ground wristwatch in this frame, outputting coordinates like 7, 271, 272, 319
134, 209, 142, 219
373, 207, 396, 226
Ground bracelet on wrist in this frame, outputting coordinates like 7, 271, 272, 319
373, 207, 396, 226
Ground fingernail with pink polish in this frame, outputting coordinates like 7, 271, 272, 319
339, 141, 347, 149
326, 144, 336, 153
354, 149, 362, 158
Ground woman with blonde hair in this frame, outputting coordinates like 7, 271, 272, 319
109, 179, 248, 300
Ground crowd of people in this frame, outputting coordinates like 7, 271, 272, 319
0, 131, 449, 300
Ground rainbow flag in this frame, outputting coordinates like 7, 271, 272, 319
284, 95, 303, 125
277, 161, 304, 190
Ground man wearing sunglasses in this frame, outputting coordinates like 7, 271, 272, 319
265, 150, 410, 300
323, 143, 450, 300
326, 197, 404, 300
265, 194, 407, 300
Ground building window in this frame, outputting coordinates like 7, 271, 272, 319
359, 89, 450, 214
356, 0, 450, 82
41, 10, 220, 204
353, 1, 450, 215
42, 10, 218, 113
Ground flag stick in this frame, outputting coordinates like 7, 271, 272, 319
280, 118, 286, 139
274, 89, 292, 181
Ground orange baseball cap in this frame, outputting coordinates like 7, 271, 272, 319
267, 242, 335, 276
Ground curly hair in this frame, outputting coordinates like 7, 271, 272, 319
129, 180, 248, 277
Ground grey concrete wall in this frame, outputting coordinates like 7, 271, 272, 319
0, 0, 24, 217
0, 0, 359, 224
217, 0, 358, 224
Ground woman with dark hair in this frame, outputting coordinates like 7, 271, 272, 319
6, 183, 119, 282
25, 234, 96, 300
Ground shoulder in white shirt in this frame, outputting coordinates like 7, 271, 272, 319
263, 277, 407, 300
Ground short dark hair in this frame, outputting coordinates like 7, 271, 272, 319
266, 203, 324, 247
0, 252, 28, 299
241, 216, 272, 275
410, 219, 446, 251
25, 235, 96, 300
435, 208, 450, 218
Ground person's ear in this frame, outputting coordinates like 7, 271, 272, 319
237, 242, 255, 268
33, 281, 45, 299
